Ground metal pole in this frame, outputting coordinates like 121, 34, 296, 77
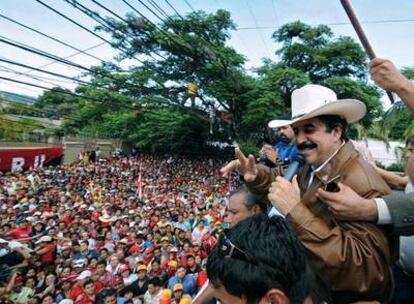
340, 0, 395, 104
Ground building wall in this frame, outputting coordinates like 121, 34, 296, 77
62, 136, 122, 164
354, 139, 404, 166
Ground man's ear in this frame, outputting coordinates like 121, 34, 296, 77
262, 288, 289, 304
332, 125, 343, 141
251, 205, 261, 214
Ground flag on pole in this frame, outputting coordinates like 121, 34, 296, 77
136, 171, 143, 199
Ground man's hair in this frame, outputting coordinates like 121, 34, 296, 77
84, 279, 94, 287
406, 136, 414, 146
317, 115, 349, 142
207, 214, 309, 304
97, 260, 107, 267
229, 185, 267, 213
148, 277, 161, 287
96, 288, 117, 304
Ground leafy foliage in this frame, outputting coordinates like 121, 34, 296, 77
32, 16, 391, 151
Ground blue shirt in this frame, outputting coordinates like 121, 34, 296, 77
167, 275, 196, 295
274, 141, 298, 165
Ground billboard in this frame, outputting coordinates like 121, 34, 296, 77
0, 146, 63, 172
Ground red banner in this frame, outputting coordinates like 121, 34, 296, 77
0, 146, 63, 172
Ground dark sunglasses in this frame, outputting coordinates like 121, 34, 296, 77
218, 229, 253, 263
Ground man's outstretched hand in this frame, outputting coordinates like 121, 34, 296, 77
220, 147, 258, 182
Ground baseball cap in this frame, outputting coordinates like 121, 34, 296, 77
169, 247, 178, 253
128, 245, 140, 253
137, 264, 147, 272
35, 236, 52, 244
120, 265, 130, 273
76, 270, 92, 280
173, 283, 183, 292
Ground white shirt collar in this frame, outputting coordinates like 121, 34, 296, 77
307, 140, 346, 188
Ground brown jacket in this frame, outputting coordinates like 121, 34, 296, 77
247, 141, 393, 303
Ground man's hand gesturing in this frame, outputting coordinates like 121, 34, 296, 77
220, 147, 258, 182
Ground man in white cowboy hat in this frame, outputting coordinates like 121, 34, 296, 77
221, 84, 394, 303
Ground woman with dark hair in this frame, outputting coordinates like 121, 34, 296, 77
30, 222, 46, 238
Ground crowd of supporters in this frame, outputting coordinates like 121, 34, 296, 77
0, 153, 235, 304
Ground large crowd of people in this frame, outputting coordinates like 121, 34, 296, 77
0, 57, 414, 304
0, 154, 236, 304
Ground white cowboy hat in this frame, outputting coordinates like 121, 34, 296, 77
267, 120, 291, 129
275, 84, 366, 127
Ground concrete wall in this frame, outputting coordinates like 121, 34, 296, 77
62, 136, 123, 164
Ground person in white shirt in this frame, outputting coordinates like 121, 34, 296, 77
143, 277, 162, 304
191, 221, 208, 242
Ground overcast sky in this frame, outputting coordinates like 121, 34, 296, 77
1, 0, 413, 109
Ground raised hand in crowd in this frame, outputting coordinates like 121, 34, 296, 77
220, 147, 258, 182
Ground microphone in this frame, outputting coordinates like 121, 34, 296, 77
283, 154, 305, 181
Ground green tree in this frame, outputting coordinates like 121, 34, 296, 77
263, 21, 383, 130
129, 107, 209, 152
36, 16, 388, 151
378, 67, 414, 141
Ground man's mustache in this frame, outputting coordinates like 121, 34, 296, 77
297, 142, 317, 151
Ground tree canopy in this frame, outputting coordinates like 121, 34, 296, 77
32, 12, 392, 152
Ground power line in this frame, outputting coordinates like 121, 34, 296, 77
0, 57, 136, 94
134, 0, 167, 23
86, 0, 166, 60
213, 0, 256, 61
118, 0, 192, 54
0, 65, 75, 88
0, 58, 92, 86
0, 35, 92, 72
0, 76, 138, 115
164, 0, 185, 19
183, 0, 195, 12
0, 82, 43, 94
90, 0, 129, 24
64, 0, 119, 32
146, 0, 171, 20
0, 13, 106, 64
236, 18, 414, 30
34, 0, 113, 45
35, 42, 106, 71
34, 0, 145, 65
0, 42, 106, 88
141, 0, 224, 67
244, 0, 272, 58
0, 76, 102, 102
63, 0, 153, 64
270, 0, 279, 29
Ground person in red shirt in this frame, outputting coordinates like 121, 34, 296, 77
7, 219, 32, 239
70, 276, 88, 302
73, 279, 96, 304
34, 236, 55, 268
